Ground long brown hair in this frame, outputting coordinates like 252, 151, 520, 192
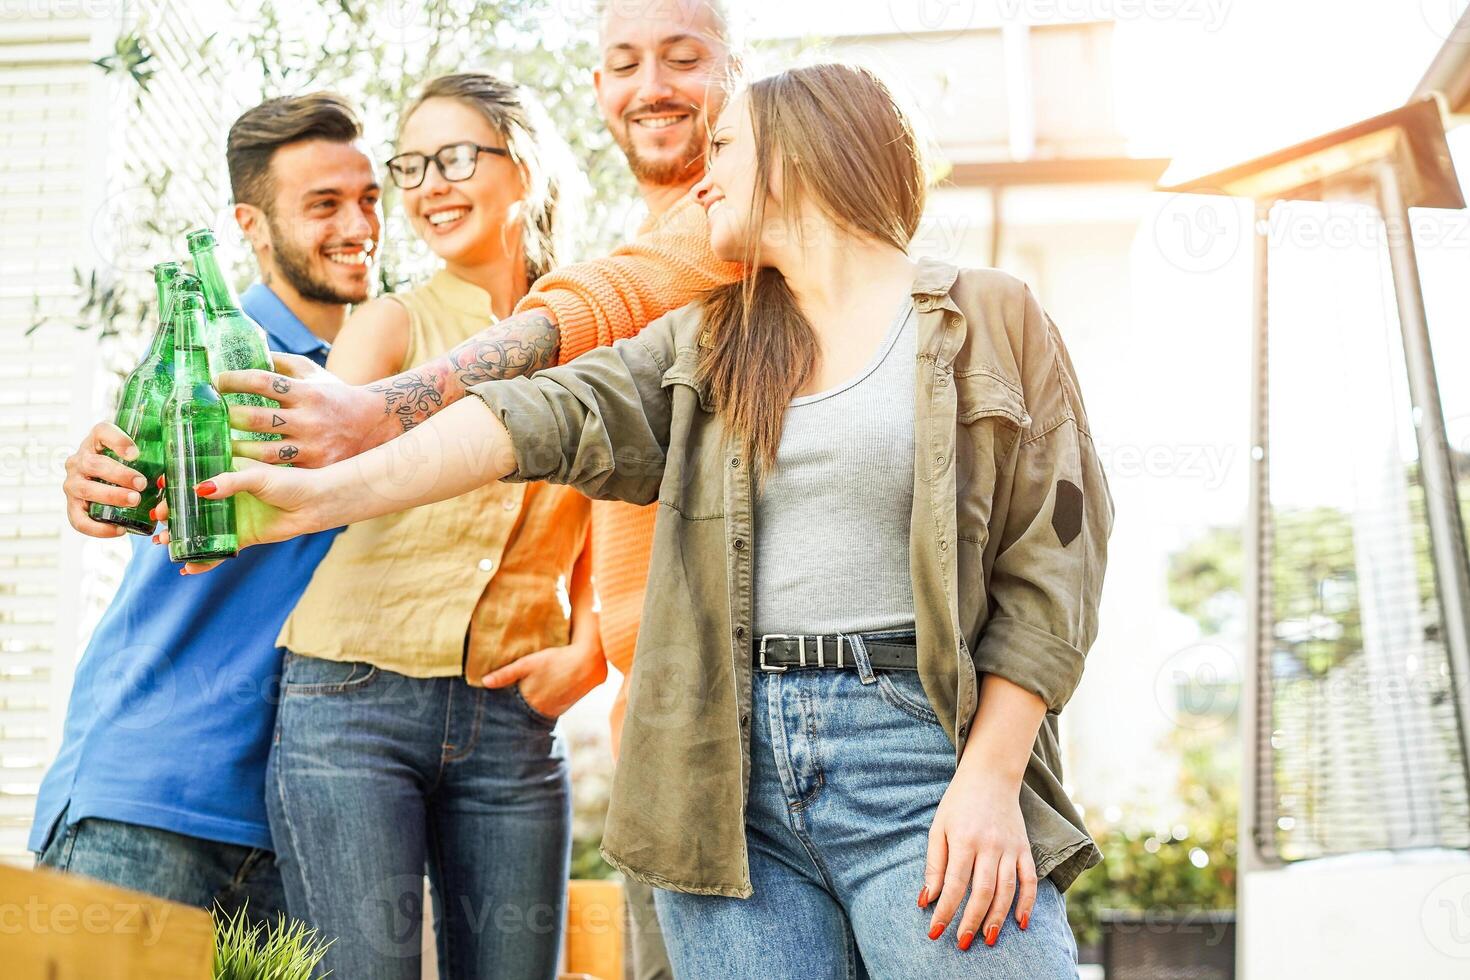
402, 73, 576, 284
696, 63, 927, 478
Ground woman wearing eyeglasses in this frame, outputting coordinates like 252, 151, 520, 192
265, 73, 601, 980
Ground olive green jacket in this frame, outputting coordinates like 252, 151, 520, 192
471, 259, 1114, 897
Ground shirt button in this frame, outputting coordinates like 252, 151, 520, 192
937, 376, 949, 387
502, 499, 517, 511
730, 456, 742, 468
478, 558, 495, 572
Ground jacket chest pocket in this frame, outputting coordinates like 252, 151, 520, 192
659, 354, 727, 520
953, 370, 1029, 546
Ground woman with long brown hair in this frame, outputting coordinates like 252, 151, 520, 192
181, 62, 1113, 976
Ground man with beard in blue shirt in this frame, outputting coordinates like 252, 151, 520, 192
36, 91, 380, 924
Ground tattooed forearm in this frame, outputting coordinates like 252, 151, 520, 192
446, 311, 559, 387
367, 363, 449, 434
365, 311, 559, 434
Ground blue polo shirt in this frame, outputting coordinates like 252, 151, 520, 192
30, 284, 343, 853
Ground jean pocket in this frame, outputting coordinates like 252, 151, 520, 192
511, 682, 559, 726
36, 808, 76, 869
281, 653, 379, 695
875, 670, 941, 724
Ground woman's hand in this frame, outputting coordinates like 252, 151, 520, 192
481, 636, 608, 720
154, 458, 334, 573
920, 767, 1037, 951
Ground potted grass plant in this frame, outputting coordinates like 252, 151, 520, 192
212, 905, 333, 979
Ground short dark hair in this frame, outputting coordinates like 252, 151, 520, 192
226, 92, 363, 212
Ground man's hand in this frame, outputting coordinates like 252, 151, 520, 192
217, 352, 388, 468
218, 311, 559, 468
63, 422, 150, 538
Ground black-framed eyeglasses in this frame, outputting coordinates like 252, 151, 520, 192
385, 142, 510, 189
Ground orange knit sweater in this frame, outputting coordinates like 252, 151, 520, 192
515, 190, 742, 754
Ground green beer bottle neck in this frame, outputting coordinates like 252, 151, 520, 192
172, 303, 214, 383
190, 243, 243, 317
144, 267, 182, 366
142, 313, 176, 365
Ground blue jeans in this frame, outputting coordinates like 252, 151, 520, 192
653, 633, 1080, 978
267, 653, 571, 980
35, 809, 286, 924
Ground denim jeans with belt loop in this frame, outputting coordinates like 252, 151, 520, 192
654, 628, 1079, 978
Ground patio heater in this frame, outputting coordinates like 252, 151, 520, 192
1159, 96, 1470, 978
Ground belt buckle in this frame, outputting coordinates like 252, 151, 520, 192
759, 634, 790, 673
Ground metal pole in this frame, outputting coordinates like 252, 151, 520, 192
1375, 160, 1470, 807
1237, 198, 1273, 980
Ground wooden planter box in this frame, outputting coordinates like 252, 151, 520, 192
0, 864, 214, 980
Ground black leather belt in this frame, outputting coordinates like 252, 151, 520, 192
754, 633, 918, 672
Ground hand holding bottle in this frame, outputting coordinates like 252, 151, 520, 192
153, 459, 331, 573
62, 422, 150, 538
213, 352, 384, 468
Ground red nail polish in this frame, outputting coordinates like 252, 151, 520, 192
196, 480, 216, 497
156, 474, 165, 489
917, 887, 929, 909
958, 930, 975, 951
148, 507, 157, 521
927, 922, 944, 941
985, 924, 999, 947
151, 535, 159, 544
1018, 911, 1030, 930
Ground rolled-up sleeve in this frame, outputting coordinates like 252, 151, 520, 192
973, 285, 1114, 712
515, 192, 743, 364
467, 312, 682, 506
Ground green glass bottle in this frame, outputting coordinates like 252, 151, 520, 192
87, 261, 183, 534
163, 278, 238, 562
186, 227, 281, 443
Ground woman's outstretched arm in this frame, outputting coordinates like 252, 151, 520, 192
170, 396, 518, 571
166, 308, 689, 572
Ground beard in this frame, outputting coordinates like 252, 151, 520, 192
267, 215, 369, 305
614, 102, 708, 187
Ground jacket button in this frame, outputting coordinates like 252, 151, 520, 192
958, 722, 969, 738
938, 540, 948, 553
733, 538, 746, 551
730, 456, 742, 468
937, 376, 949, 387
478, 558, 495, 572
740, 712, 750, 730
735, 626, 747, 640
